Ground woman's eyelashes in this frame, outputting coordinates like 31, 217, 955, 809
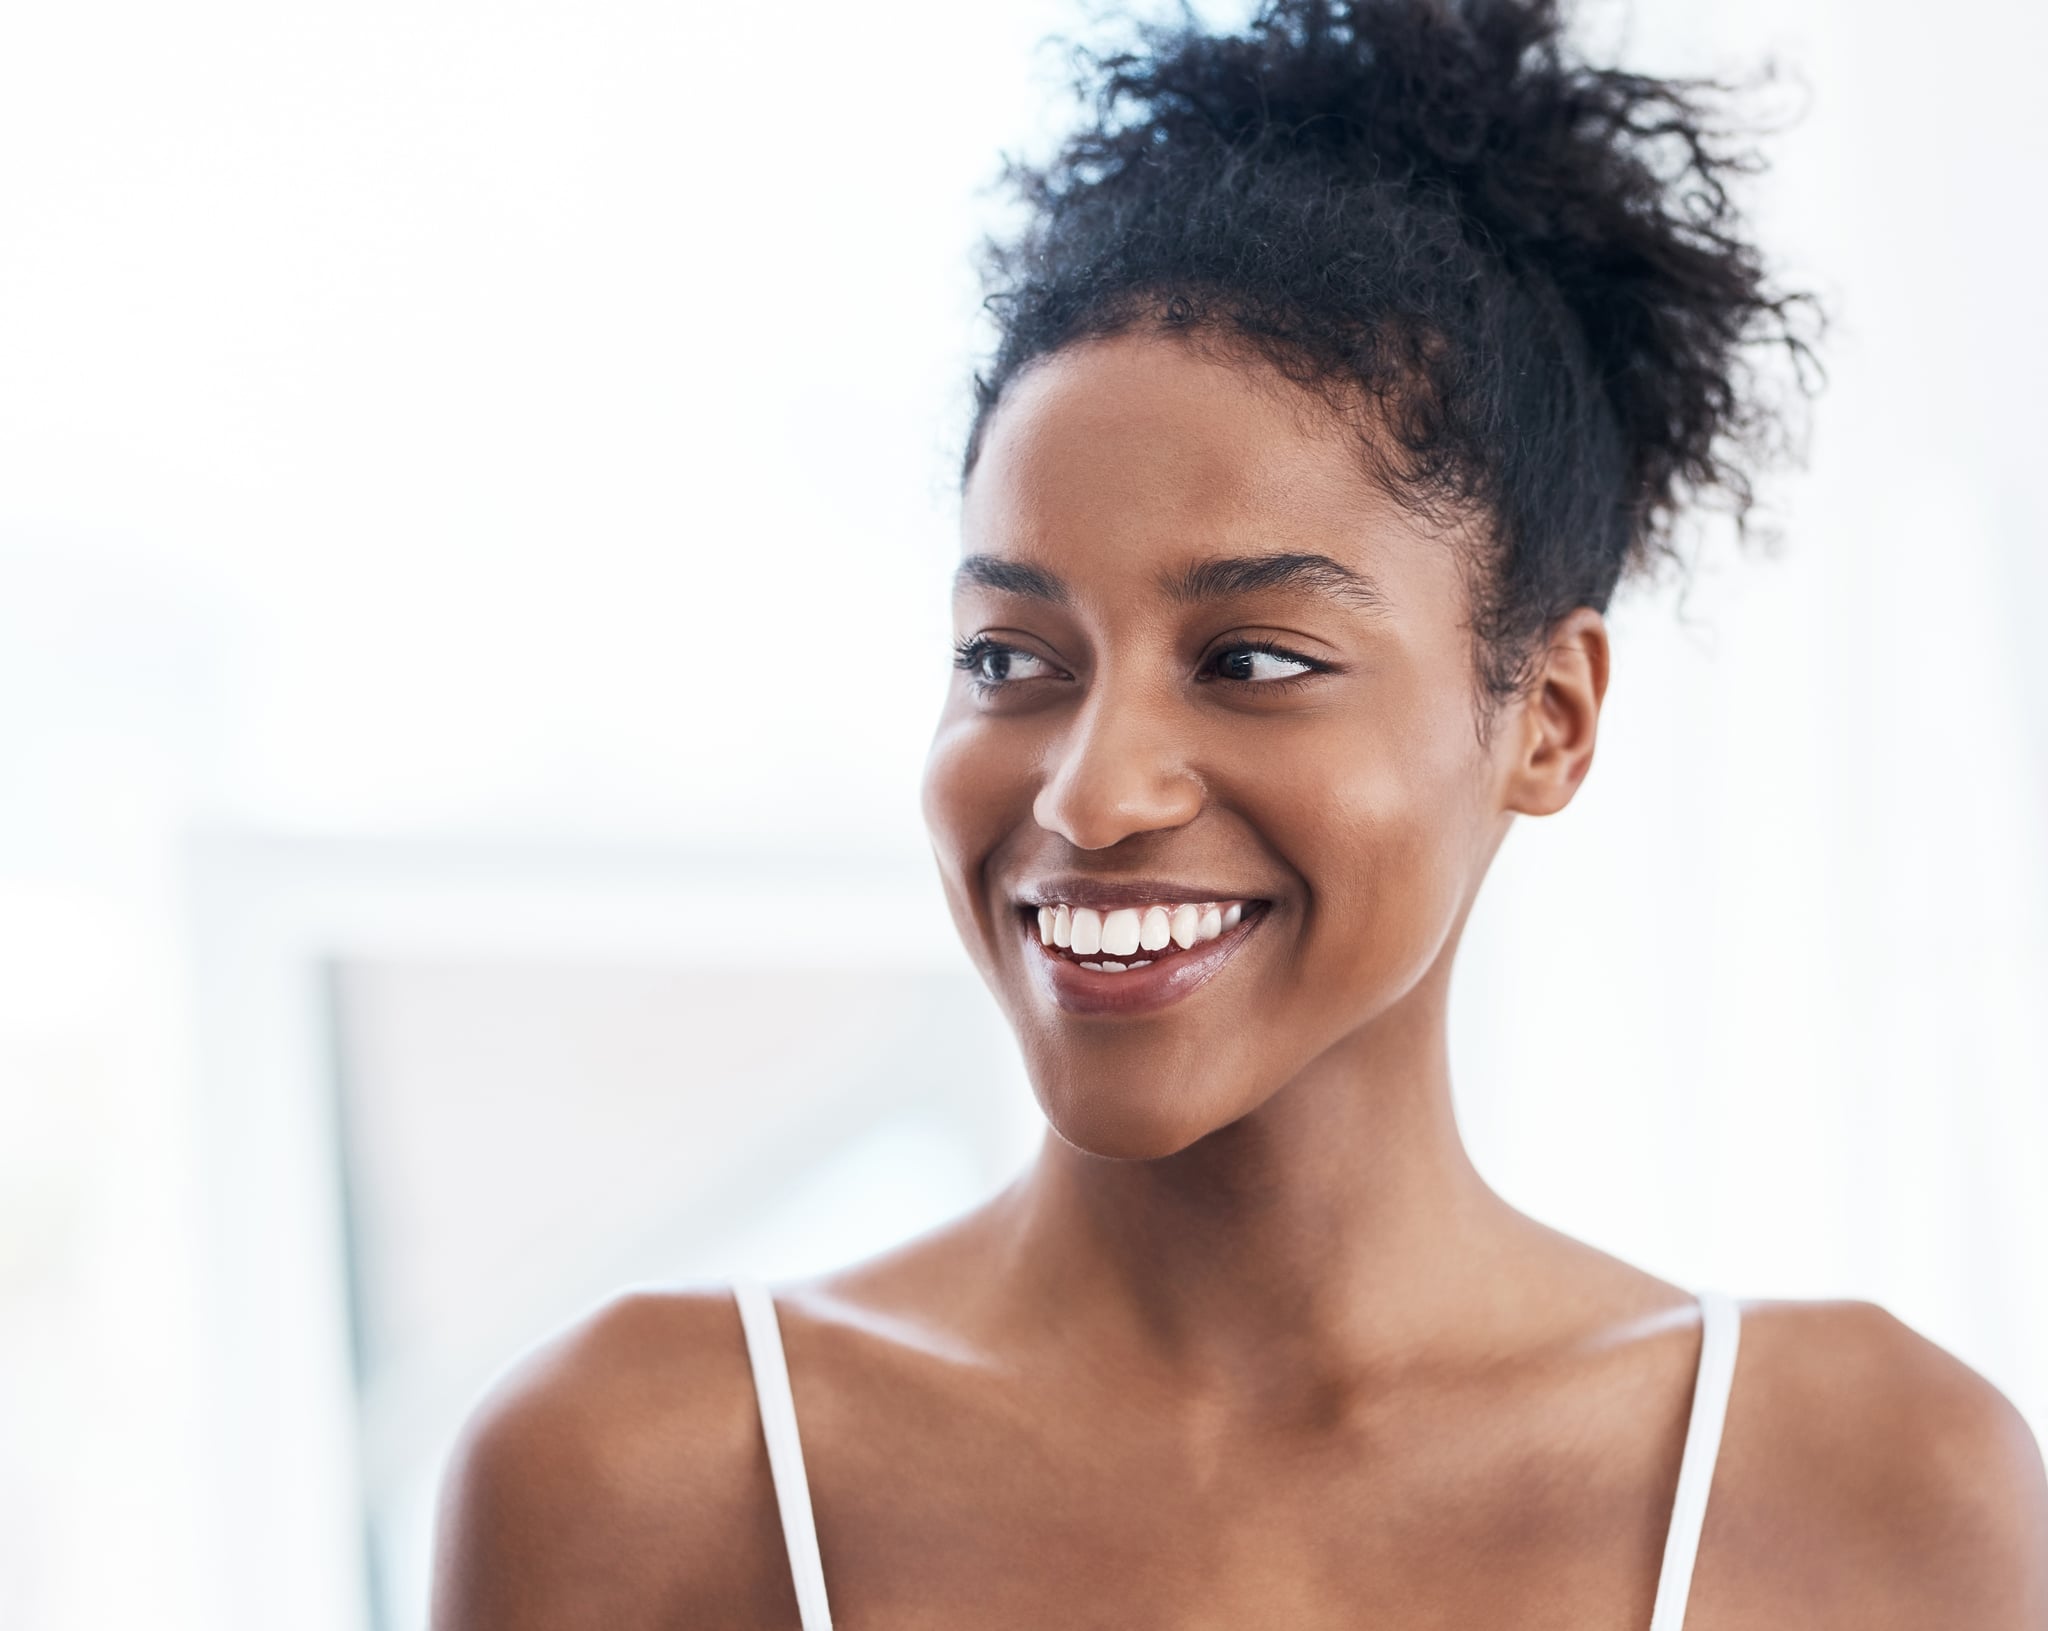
953, 634, 1065, 692
952, 632, 1333, 697
1198, 638, 1330, 687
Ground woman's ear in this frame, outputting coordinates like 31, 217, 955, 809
1502, 606, 1610, 817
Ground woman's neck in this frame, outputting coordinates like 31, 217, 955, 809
983, 961, 1567, 1399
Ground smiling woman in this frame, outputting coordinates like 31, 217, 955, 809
429, 3, 2048, 1628
929, 335, 1534, 1134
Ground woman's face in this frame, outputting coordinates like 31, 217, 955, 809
923, 328, 1583, 1159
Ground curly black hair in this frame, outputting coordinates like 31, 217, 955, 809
964, 0, 1820, 716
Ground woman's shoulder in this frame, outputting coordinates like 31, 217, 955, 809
1713, 1296, 2047, 1625
430, 1283, 793, 1631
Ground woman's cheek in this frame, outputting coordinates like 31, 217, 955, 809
922, 710, 1026, 967
1271, 734, 1471, 1010
1350, 750, 1493, 996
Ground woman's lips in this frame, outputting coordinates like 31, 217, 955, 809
1017, 898, 1266, 1016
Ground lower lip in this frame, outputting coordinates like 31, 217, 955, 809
1023, 911, 1264, 1017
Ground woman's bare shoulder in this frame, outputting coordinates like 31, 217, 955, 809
430, 1285, 794, 1631
1710, 1297, 2047, 1628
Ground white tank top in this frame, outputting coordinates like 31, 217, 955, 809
731, 1282, 1742, 1631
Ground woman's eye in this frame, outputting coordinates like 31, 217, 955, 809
1208, 644, 1320, 683
955, 639, 1058, 687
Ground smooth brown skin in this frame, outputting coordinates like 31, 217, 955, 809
433, 330, 2048, 1629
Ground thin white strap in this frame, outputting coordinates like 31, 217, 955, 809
1647, 1290, 1742, 1631
732, 1279, 835, 1631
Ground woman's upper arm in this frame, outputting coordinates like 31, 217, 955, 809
1898, 1318, 2048, 1628
430, 1289, 776, 1631
1734, 1299, 2048, 1629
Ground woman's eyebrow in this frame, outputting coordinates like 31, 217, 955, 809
953, 554, 1070, 604
952, 550, 1389, 614
1164, 552, 1393, 615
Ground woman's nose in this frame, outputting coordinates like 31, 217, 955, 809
1031, 690, 1204, 850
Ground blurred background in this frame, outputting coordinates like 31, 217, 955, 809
1, 0, 2042, 1626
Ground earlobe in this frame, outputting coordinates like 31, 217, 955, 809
1504, 608, 1608, 818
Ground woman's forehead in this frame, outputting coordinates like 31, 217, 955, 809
971, 332, 1367, 504
961, 329, 1451, 600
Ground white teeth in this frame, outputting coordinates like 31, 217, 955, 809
1033, 897, 1252, 957
1079, 961, 1104, 972
1101, 907, 1141, 957
1098, 960, 1127, 973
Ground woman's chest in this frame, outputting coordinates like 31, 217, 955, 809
807, 1504, 1675, 1631
788, 1375, 1691, 1631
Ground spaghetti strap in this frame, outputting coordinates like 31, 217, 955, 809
732, 1279, 836, 1631
726, 1276, 1733, 1631
1647, 1290, 1742, 1631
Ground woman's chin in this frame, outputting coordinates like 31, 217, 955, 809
1034, 1073, 1251, 1162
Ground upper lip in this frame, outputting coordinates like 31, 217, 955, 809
1013, 876, 1268, 912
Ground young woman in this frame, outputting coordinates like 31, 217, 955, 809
433, 2, 2048, 1625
